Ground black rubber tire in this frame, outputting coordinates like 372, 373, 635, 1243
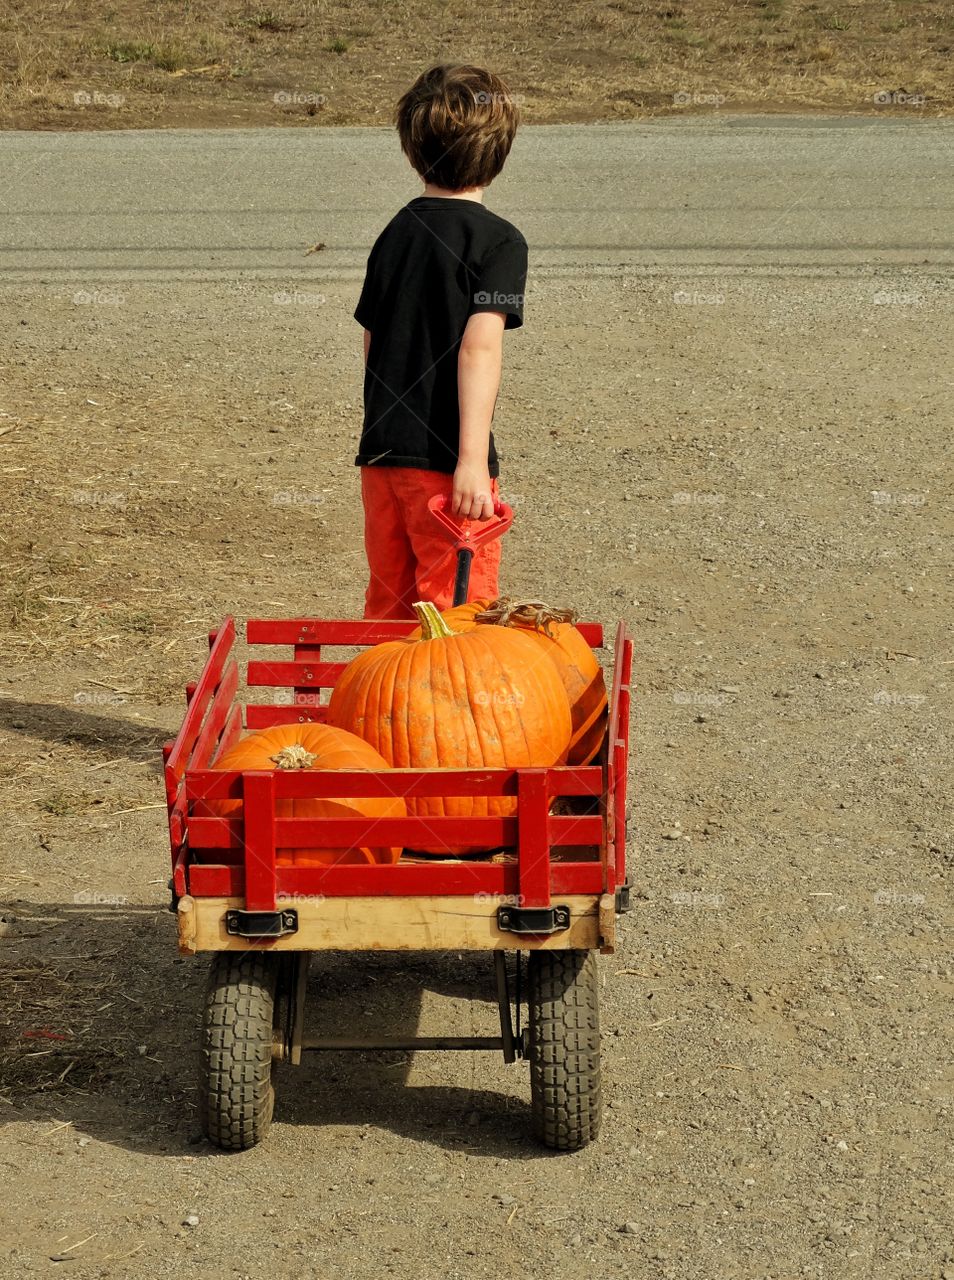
526, 949, 602, 1151
199, 952, 278, 1151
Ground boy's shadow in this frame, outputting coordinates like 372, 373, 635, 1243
2, 901, 540, 1158
0, 697, 171, 772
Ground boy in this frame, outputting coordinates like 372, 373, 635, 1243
354, 63, 527, 619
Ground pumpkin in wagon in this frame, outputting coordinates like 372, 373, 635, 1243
327, 600, 572, 854
409, 597, 608, 765
201, 723, 405, 866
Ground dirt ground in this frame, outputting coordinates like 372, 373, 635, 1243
2, 0, 952, 131
1, 267, 952, 1278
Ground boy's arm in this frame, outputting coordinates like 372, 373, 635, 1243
454, 310, 506, 520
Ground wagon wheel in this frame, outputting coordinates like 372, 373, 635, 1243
199, 952, 279, 1151
526, 949, 602, 1151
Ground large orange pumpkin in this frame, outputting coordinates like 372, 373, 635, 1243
410, 597, 608, 765
203, 723, 404, 866
327, 600, 572, 854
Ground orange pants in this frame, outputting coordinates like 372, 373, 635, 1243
361, 467, 501, 619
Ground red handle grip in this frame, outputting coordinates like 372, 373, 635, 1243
427, 493, 514, 552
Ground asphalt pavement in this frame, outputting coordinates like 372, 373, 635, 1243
1, 116, 952, 280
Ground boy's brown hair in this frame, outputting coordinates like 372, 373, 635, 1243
396, 64, 520, 192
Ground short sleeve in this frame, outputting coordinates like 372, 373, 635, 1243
470, 235, 528, 329
354, 246, 377, 329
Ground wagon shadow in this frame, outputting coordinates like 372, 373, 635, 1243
281, 950, 540, 1158
0, 903, 539, 1158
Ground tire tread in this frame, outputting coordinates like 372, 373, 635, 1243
527, 949, 602, 1151
199, 952, 277, 1151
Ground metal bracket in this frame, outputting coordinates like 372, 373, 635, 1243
493, 951, 517, 1063
225, 908, 299, 939
496, 904, 571, 935
615, 881, 633, 914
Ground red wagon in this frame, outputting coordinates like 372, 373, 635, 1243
163, 611, 633, 1152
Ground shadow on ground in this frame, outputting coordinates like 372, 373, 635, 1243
1, 903, 541, 1159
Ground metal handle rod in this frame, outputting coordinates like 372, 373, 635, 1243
452, 546, 474, 607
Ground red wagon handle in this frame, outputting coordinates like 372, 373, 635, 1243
427, 494, 514, 607
427, 493, 513, 550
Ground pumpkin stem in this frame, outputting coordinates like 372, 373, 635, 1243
474, 597, 578, 639
270, 743, 318, 770
412, 600, 455, 641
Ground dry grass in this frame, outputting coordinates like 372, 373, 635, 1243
0, 0, 950, 129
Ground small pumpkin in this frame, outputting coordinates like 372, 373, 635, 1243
202, 723, 404, 866
327, 600, 572, 854
410, 597, 608, 765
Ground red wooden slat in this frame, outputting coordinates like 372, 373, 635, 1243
548, 815, 603, 845
188, 814, 516, 850
294, 639, 323, 719
516, 771, 553, 909
186, 765, 603, 802
603, 620, 625, 889
165, 617, 236, 782
190, 659, 239, 770
247, 660, 347, 688
605, 620, 625, 771
247, 619, 417, 646
242, 772, 278, 912
185, 859, 605, 899
187, 813, 601, 853
613, 627, 634, 889
212, 703, 243, 763
246, 617, 605, 649
168, 788, 187, 874
172, 844, 189, 898
245, 705, 328, 729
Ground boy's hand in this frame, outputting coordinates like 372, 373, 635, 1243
452, 462, 495, 521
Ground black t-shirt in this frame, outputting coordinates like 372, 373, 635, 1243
353, 196, 528, 477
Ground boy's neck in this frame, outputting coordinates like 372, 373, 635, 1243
421, 183, 485, 203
